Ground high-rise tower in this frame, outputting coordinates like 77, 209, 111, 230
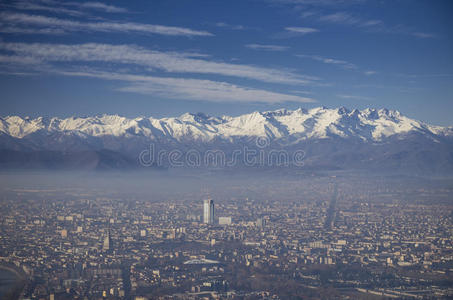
103, 229, 112, 251
203, 198, 214, 224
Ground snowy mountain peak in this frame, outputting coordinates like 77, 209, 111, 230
337, 106, 349, 115
262, 108, 291, 117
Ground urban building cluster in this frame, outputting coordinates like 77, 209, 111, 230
0, 174, 452, 299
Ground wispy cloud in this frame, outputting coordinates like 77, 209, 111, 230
319, 12, 382, 27
290, 90, 314, 95
267, 0, 363, 6
0, 42, 316, 85
5, 0, 128, 14
320, 12, 359, 25
215, 22, 245, 30
76, 2, 128, 13
0, 12, 213, 36
364, 70, 377, 76
337, 94, 372, 101
300, 11, 317, 18
317, 12, 436, 39
3, 1, 86, 16
57, 70, 316, 104
0, 54, 42, 65
395, 73, 453, 79
412, 32, 437, 39
0, 26, 65, 34
245, 44, 289, 51
285, 26, 319, 34
296, 54, 357, 70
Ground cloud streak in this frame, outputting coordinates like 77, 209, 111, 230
77, 2, 128, 13
337, 94, 372, 101
317, 12, 436, 39
319, 12, 382, 27
267, 0, 364, 6
245, 44, 289, 51
3, 1, 86, 16
285, 27, 319, 34
0, 42, 315, 85
412, 32, 437, 39
296, 54, 357, 70
57, 70, 316, 104
215, 22, 246, 30
6, 0, 128, 14
273, 27, 319, 39
0, 12, 213, 37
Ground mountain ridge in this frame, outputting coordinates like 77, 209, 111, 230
1, 107, 452, 142
1, 107, 452, 172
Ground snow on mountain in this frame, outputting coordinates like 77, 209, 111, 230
1, 107, 450, 143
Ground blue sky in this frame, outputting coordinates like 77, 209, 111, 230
0, 0, 452, 125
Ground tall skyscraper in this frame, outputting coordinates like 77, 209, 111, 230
103, 230, 112, 251
203, 198, 215, 224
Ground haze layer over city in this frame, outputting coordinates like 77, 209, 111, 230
0, 0, 452, 299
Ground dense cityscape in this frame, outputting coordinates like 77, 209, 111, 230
0, 171, 452, 299
1, 0, 452, 299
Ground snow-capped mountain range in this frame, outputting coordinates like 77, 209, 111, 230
1, 107, 452, 171
1, 107, 451, 142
